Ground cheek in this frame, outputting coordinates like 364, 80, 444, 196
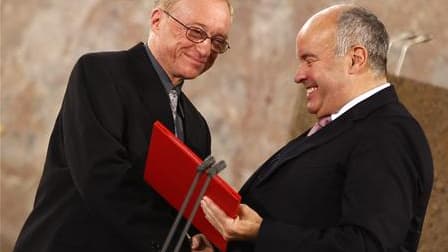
319, 77, 345, 111
307, 65, 326, 84
314, 73, 334, 104
168, 30, 190, 53
204, 54, 218, 70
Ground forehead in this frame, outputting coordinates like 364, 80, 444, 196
170, 0, 231, 35
296, 17, 337, 57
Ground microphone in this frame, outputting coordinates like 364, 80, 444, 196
173, 160, 227, 252
160, 156, 216, 252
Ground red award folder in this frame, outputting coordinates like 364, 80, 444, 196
144, 121, 241, 251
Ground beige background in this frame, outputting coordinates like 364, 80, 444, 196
1, 0, 447, 251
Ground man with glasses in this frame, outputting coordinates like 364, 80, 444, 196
13, 1, 232, 252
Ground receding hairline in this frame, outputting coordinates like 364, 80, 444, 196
298, 4, 389, 76
298, 4, 345, 38
153, 0, 233, 16
303, 4, 358, 29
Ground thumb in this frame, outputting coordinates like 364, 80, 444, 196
239, 204, 254, 217
191, 235, 200, 249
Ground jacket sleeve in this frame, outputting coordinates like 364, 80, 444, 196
62, 54, 171, 251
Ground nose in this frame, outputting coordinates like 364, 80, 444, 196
294, 64, 306, 84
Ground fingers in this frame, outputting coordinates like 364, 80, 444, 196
191, 234, 200, 249
201, 196, 226, 234
191, 233, 213, 251
201, 197, 263, 241
201, 197, 246, 241
239, 204, 262, 220
202, 196, 228, 219
201, 196, 237, 240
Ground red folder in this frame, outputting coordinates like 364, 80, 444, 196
144, 121, 241, 251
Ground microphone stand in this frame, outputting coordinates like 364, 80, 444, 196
173, 160, 227, 252
160, 156, 216, 252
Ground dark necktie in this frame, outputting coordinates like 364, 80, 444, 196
168, 89, 184, 140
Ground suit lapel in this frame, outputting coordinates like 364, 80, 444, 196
239, 147, 287, 195
125, 43, 210, 159
252, 86, 399, 187
179, 93, 197, 147
179, 93, 192, 140
254, 119, 354, 186
126, 43, 175, 134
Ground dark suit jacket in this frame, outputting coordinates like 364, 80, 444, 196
229, 86, 433, 252
13, 43, 211, 252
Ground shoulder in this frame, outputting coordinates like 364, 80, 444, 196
74, 42, 146, 68
353, 101, 428, 150
66, 48, 133, 100
76, 48, 129, 71
72, 43, 150, 83
71, 44, 145, 84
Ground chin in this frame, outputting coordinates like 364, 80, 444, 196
306, 103, 316, 113
181, 67, 206, 80
306, 107, 317, 115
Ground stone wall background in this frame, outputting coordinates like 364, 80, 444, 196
1, 0, 447, 251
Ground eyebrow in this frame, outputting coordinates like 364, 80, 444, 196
189, 22, 207, 30
189, 22, 228, 39
300, 53, 318, 60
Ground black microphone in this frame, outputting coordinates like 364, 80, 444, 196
160, 156, 216, 252
173, 160, 227, 252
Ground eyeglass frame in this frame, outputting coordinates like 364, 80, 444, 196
161, 9, 230, 54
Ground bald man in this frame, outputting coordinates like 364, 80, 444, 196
200, 5, 433, 252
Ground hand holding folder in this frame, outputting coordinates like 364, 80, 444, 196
144, 121, 241, 251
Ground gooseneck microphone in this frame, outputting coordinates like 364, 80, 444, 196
173, 160, 227, 252
160, 156, 216, 252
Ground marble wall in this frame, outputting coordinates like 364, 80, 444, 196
1, 0, 447, 251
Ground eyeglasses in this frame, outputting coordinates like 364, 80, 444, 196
161, 10, 230, 54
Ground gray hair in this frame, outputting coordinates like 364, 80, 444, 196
153, 0, 233, 16
335, 7, 389, 76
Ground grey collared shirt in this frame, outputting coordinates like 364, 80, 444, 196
144, 44, 184, 141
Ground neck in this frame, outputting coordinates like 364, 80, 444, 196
323, 75, 386, 119
349, 73, 387, 99
147, 39, 183, 86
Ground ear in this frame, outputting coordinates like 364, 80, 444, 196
348, 45, 368, 74
150, 8, 163, 34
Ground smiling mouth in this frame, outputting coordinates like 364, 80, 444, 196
306, 87, 318, 97
185, 53, 207, 65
